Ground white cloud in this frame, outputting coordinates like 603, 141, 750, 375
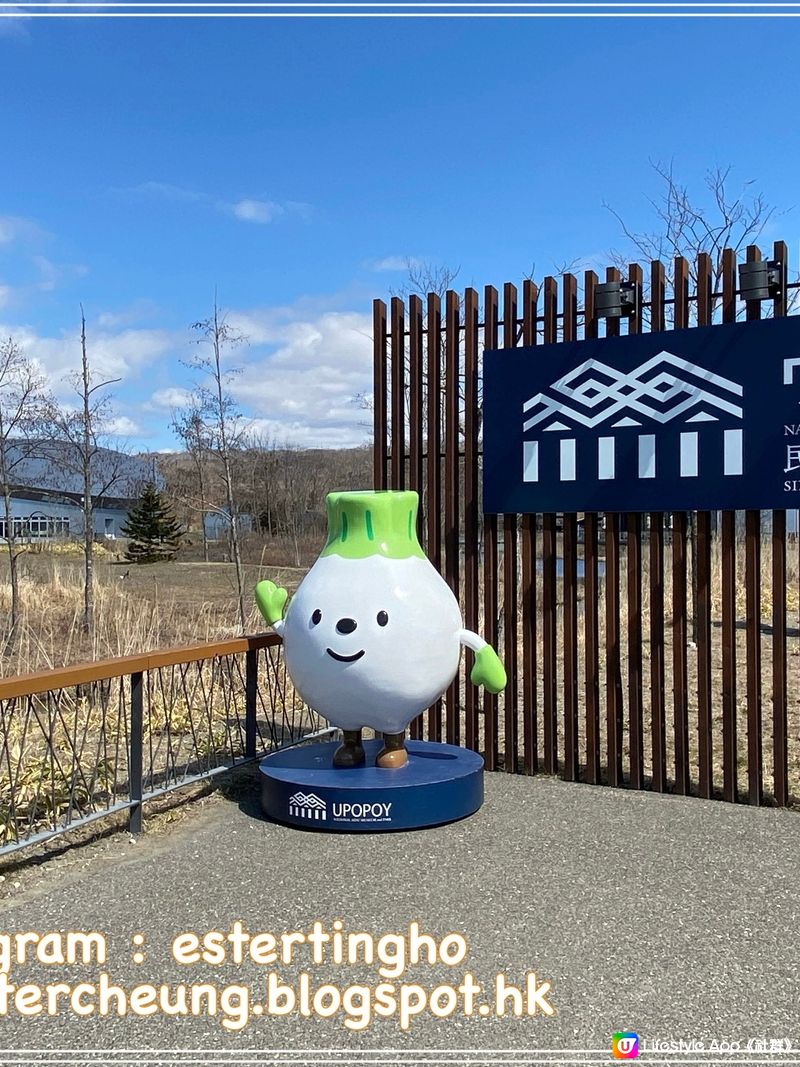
105, 415, 144, 438
157, 299, 375, 447
228, 198, 311, 224
96, 300, 163, 329
114, 182, 311, 226
73, 327, 177, 381
0, 321, 180, 396
243, 418, 370, 450
231, 199, 282, 224
148, 386, 194, 411
0, 215, 47, 246
32, 255, 88, 293
115, 180, 207, 204
228, 308, 374, 448
370, 255, 421, 272
0, 218, 85, 308
0, 297, 375, 450
0, 260, 88, 309
222, 308, 286, 346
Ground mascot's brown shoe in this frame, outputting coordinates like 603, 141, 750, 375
333, 730, 366, 768
376, 732, 408, 768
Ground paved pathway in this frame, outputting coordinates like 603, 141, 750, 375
0, 773, 798, 1058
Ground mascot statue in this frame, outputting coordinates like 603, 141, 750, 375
256, 490, 506, 769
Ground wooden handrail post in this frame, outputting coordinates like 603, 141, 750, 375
245, 649, 258, 758
0, 633, 280, 702
129, 671, 144, 834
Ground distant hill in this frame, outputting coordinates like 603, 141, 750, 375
7, 440, 158, 501
156, 444, 372, 535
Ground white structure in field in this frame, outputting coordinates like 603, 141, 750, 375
0, 441, 158, 542
521, 351, 744, 484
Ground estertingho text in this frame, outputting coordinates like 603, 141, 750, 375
0, 922, 555, 1031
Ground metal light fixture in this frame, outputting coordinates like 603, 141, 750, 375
738, 259, 783, 302
594, 280, 638, 319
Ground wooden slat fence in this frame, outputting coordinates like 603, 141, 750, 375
373, 242, 800, 805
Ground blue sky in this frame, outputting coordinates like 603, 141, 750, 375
0, 12, 798, 449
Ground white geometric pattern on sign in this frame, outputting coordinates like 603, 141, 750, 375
522, 350, 743, 431
521, 351, 745, 484
783, 357, 800, 385
288, 791, 327, 820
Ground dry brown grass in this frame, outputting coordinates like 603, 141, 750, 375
0, 551, 305, 675
0, 548, 316, 850
3, 532, 799, 832
471, 530, 800, 805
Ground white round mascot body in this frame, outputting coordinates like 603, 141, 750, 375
255, 491, 505, 769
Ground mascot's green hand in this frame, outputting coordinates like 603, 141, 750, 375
470, 645, 507, 694
255, 580, 289, 627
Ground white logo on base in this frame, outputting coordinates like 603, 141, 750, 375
288, 791, 327, 821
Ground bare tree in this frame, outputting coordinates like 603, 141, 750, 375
607, 160, 793, 641
606, 159, 789, 323
354, 258, 465, 441
271, 443, 323, 567
400, 259, 461, 306
355, 258, 460, 410
50, 308, 122, 637
187, 301, 248, 629
233, 429, 281, 540
0, 338, 52, 648
172, 400, 213, 563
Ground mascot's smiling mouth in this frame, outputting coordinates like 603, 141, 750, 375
326, 648, 366, 663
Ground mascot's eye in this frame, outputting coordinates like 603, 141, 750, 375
377, 610, 389, 627
311, 609, 322, 626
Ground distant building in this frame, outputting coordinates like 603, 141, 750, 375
203, 509, 255, 541
0, 441, 158, 542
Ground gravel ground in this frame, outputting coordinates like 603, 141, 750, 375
0, 772, 798, 1058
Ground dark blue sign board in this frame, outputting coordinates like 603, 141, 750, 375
483, 316, 800, 514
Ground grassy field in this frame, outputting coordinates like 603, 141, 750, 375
479, 529, 800, 804
1, 533, 798, 807
0, 544, 307, 675
0, 545, 319, 849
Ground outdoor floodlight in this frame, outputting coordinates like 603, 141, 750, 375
738, 259, 783, 302
594, 280, 638, 319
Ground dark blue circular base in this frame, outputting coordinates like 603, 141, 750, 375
259, 739, 484, 832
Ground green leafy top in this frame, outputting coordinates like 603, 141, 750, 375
321, 490, 425, 560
